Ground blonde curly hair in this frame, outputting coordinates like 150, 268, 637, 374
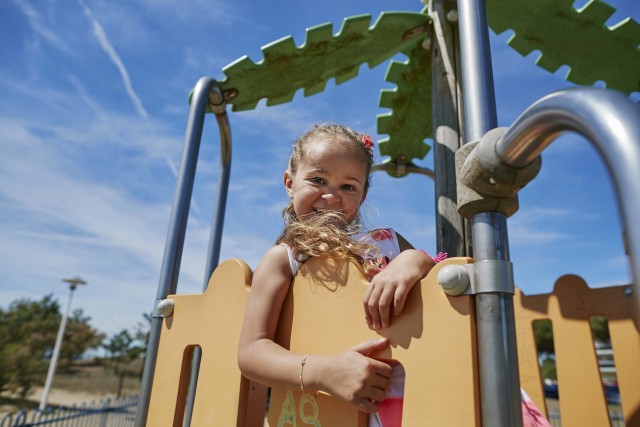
277, 124, 380, 272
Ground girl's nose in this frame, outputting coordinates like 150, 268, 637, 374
322, 192, 341, 205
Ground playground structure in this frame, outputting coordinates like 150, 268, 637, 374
134, 0, 640, 426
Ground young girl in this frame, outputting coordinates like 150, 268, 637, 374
237, 123, 550, 427
237, 124, 435, 425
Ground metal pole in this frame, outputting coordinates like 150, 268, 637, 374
458, 0, 523, 425
39, 277, 87, 411
135, 77, 221, 427
202, 86, 232, 286
429, 0, 471, 257
458, 0, 496, 141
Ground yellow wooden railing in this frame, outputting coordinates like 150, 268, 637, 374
146, 257, 639, 426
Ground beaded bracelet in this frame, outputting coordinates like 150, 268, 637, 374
299, 353, 310, 393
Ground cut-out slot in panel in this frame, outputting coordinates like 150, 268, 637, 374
532, 319, 559, 425
589, 316, 624, 425
174, 345, 201, 427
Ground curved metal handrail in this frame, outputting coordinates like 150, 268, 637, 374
203, 83, 232, 287
135, 77, 231, 427
496, 87, 640, 315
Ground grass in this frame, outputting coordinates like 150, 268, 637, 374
52, 359, 142, 396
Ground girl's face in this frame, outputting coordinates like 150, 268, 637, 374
284, 138, 368, 225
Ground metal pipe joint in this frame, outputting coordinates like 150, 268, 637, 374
455, 127, 541, 218
438, 260, 515, 296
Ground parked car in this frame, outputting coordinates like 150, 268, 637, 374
543, 382, 559, 399
604, 384, 621, 404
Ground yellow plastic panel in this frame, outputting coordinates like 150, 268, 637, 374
515, 275, 640, 426
146, 259, 267, 426
267, 257, 480, 426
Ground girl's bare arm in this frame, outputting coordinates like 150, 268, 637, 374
238, 245, 393, 413
363, 232, 436, 330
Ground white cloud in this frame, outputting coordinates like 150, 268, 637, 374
11, 0, 75, 55
508, 207, 573, 244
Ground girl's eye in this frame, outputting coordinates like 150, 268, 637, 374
342, 184, 356, 191
309, 177, 325, 184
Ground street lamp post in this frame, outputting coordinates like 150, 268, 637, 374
39, 277, 87, 411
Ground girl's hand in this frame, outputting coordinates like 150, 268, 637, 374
311, 338, 392, 413
363, 249, 435, 330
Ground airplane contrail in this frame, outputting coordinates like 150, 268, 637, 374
76, 0, 149, 121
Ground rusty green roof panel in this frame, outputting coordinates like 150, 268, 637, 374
487, 0, 640, 94
219, 12, 431, 111
377, 39, 433, 166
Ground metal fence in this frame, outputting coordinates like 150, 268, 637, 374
4, 394, 627, 426
548, 409, 626, 427
0, 395, 138, 427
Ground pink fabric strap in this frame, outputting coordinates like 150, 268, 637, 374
419, 249, 448, 263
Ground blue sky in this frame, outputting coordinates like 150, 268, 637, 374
1, 0, 638, 339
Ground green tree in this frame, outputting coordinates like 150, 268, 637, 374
102, 329, 144, 374
99, 313, 150, 396
589, 316, 610, 346
533, 319, 554, 354
539, 357, 557, 380
133, 314, 151, 357
0, 295, 59, 397
0, 294, 104, 398
132, 313, 151, 379
60, 309, 105, 369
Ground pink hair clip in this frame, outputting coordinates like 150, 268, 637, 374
360, 133, 374, 152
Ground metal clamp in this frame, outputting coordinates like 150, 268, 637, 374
455, 127, 541, 218
438, 260, 515, 296
473, 259, 514, 294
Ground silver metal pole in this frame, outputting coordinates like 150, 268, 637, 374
202, 86, 232, 286
495, 87, 640, 317
458, 0, 523, 425
39, 277, 86, 411
135, 77, 221, 427
458, 0, 497, 142
470, 214, 522, 425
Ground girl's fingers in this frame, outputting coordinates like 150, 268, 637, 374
367, 284, 396, 329
362, 283, 374, 303
333, 345, 393, 412
368, 387, 388, 404
362, 285, 375, 326
365, 286, 383, 329
393, 284, 410, 316
356, 397, 381, 413
356, 384, 388, 413
351, 338, 389, 356
371, 372, 391, 391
